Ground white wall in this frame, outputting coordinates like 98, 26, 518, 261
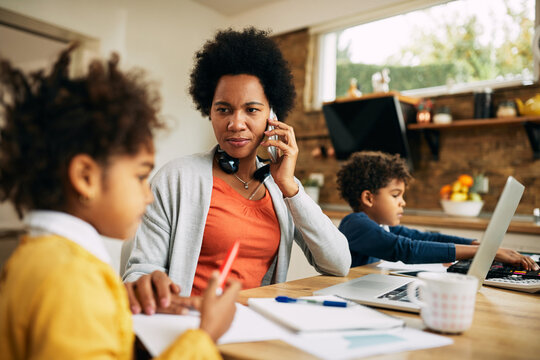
120, 1, 227, 167
0, 0, 225, 170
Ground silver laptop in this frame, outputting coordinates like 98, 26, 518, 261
314, 176, 525, 313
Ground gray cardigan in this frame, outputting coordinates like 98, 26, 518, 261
122, 147, 351, 295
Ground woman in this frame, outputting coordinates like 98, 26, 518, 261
122, 27, 351, 314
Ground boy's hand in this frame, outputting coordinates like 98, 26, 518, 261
125, 270, 196, 315
199, 271, 241, 342
495, 248, 539, 271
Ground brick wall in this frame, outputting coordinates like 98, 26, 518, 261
273, 29, 540, 215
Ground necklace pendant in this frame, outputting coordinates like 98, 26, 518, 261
244, 184, 249, 189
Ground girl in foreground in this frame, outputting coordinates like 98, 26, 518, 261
0, 46, 239, 359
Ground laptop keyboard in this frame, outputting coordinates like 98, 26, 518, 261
484, 276, 540, 293
377, 284, 417, 302
447, 257, 540, 293
447, 259, 540, 279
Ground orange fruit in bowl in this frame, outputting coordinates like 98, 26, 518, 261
439, 184, 452, 199
458, 174, 474, 187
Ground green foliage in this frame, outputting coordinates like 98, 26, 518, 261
495, 1, 534, 75
335, 0, 533, 97
401, 15, 497, 81
336, 63, 460, 98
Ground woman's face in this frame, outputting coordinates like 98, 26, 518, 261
210, 74, 270, 160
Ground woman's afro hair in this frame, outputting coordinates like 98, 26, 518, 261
189, 27, 295, 121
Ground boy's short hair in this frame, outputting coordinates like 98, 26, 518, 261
0, 45, 163, 217
337, 151, 412, 212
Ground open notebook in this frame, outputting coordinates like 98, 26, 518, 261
247, 296, 403, 332
314, 176, 529, 311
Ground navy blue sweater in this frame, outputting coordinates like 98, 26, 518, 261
339, 212, 475, 267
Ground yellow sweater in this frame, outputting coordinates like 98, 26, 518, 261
0, 235, 221, 360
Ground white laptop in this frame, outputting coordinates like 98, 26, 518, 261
314, 176, 527, 313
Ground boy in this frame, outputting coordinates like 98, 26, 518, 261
336, 151, 537, 270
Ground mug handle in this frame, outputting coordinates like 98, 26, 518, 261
407, 280, 427, 308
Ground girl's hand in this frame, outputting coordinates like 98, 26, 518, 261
260, 117, 299, 197
494, 248, 539, 271
199, 271, 241, 342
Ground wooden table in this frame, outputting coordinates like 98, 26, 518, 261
219, 264, 540, 360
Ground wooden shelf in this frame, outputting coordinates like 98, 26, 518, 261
406, 116, 540, 160
407, 115, 540, 130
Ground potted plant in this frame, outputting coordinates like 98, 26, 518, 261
302, 178, 322, 203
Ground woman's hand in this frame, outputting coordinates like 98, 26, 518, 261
494, 248, 539, 271
199, 271, 241, 342
125, 270, 200, 315
261, 117, 299, 197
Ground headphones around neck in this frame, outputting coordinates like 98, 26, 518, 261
216, 146, 239, 174
216, 146, 271, 180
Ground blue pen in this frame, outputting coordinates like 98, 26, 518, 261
275, 296, 347, 308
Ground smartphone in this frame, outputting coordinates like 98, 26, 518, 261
267, 108, 279, 162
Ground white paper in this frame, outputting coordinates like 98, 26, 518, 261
248, 295, 403, 332
133, 297, 453, 359
133, 303, 288, 357
377, 260, 448, 272
284, 327, 453, 360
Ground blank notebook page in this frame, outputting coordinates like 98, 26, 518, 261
248, 296, 404, 332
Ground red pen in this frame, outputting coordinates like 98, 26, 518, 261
216, 240, 240, 295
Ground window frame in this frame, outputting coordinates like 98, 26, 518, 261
305, 0, 540, 111
0, 7, 100, 77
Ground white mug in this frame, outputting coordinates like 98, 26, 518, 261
407, 272, 478, 333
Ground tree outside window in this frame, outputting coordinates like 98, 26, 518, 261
334, 0, 535, 98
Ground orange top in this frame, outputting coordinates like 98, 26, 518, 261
191, 177, 281, 295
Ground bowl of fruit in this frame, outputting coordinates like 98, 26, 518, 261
439, 174, 484, 217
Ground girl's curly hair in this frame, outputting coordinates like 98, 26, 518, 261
189, 27, 295, 121
0, 45, 163, 217
337, 151, 412, 212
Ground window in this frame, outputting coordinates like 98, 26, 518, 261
310, 0, 537, 108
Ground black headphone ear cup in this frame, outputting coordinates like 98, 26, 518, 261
216, 147, 239, 174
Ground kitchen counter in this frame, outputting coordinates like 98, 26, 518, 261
321, 204, 540, 236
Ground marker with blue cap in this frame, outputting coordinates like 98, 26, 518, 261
275, 296, 347, 308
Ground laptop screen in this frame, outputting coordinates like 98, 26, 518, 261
467, 176, 525, 289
